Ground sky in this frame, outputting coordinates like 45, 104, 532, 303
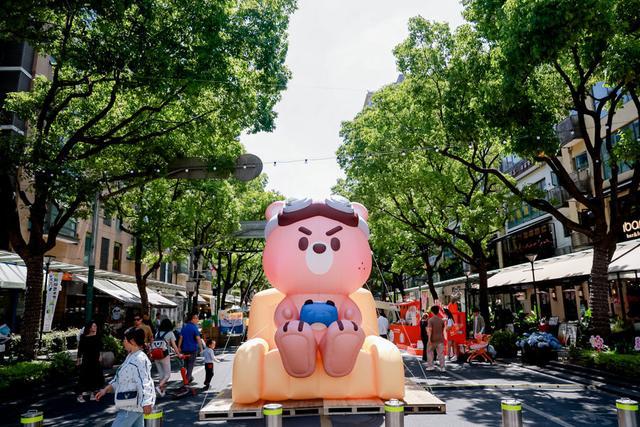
242, 0, 465, 200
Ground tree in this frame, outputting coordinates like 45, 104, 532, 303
338, 21, 519, 324
106, 180, 186, 316
453, 0, 640, 336
0, 0, 295, 358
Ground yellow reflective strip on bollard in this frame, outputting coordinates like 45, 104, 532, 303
616, 402, 639, 411
501, 403, 522, 411
21, 415, 44, 423
144, 412, 163, 420
263, 408, 283, 416
384, 406, 404, 413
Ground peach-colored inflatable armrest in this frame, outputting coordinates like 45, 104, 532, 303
246, 288, 285, 349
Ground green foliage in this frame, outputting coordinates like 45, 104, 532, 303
49, 351, 76, 379
38, 328, 80, 355
513, 310, 538, 335
0, 361, 51, 393
102, 334, 126, 364
574, 350, 640, 380
490, 329, 518, 358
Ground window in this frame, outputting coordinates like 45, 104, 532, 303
602, 120, 637, 180
103, 213, 111, 226
112, 242, 122, 272
99, 237, 110, 270
551, 172, 559, 187
574, 152, 589, 171
83, 233, 92, 266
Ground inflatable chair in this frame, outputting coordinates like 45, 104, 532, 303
232, 197, 405, 404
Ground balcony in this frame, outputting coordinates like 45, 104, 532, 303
507, 187, 569, 228
571, 231, 592, 249
546, 186, 571, 208
556, 114, 583, 145
502, 159, 536, 178
569, 169, 592, 194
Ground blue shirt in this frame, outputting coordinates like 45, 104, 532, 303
180, 322, 201, 352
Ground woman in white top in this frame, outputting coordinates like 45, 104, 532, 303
152, 318, 181, 396
96, 327, 155, 427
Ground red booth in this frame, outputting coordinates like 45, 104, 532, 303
389, 300, 421, 349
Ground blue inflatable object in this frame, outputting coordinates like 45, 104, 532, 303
300, 301, 339, 327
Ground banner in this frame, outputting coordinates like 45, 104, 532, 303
43, 272, 62, 332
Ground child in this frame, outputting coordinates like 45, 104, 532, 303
203, 339, 218, 390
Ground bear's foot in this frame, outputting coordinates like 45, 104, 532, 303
275, 320, 317, 377
319, 320, 365, 377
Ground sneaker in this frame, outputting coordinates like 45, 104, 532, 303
89, 393, 97, 401
155, 386, 165, 397
440, 366, 446, 372
77, 395, 86, 403
425, 366, 435, 371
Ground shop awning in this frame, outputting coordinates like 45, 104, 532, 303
109, 280, 177, 308
488, 238, 640, 288
0, 263, 27, 289
77, 276, 140, 305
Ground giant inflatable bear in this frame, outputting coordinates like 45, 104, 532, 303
231, 197, 405, 403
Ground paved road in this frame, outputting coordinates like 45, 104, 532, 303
3, 351, 622, 426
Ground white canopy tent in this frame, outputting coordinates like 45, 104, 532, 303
0, 263, 28, 289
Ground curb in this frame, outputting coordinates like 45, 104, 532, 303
513, 361, 640, 400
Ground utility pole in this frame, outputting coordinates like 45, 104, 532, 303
86, 191, 100, 322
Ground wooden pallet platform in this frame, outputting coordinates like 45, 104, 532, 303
199, 380, 445, 420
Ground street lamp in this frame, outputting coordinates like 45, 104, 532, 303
525, 253, 541, 317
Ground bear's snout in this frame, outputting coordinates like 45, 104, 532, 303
313, 243, 326, 254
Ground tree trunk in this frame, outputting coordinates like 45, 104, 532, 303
424, 267, 439, 302
133, 237, 149, 316
589, 239, 613, 338
477, 260, 491, 333
22, 255, 44, 359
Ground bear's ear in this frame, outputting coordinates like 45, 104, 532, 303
352, 202, 368, 221
265, 201, 286, 220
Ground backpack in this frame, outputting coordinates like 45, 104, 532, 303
149, 331, 169, 360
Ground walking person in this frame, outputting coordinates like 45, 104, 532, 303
134, 314, 153, 345
203, 339, 220, 390
76, 321, 105, 402
426, 306, 446, 371
443, 308, 456, 361
96, 327, 155, 426
377, 311, 389, 339
149, 319, 181, 397
472, 307, 486, 338
178, 312, 203, 384
420, 312, 429, 363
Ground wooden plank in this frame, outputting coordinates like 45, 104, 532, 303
199, 380, 446, 419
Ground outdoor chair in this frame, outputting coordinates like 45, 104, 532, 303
465, 334, 494, 364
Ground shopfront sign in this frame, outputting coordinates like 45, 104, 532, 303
43, 272, 63, 332
622, 218, 640, 240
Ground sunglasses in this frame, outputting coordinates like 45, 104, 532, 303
134, 318, 141, 321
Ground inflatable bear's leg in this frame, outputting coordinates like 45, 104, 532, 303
319, 320, 365, 377
274, 320, 317, 378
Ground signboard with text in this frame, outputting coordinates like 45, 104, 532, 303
43, 272, 63, 332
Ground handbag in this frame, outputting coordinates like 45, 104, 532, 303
115, 390, 138, 409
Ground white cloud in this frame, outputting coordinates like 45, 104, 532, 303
242, 0, 464, 200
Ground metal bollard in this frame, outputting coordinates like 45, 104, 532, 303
20, 410, 43, 427
501, 399, 523, 427
144, 408, 163, 427
263, 403, 283, 427
617, 398, 639, 427
384, 399, 404, 427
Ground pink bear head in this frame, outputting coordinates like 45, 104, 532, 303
263, 196, 372, 295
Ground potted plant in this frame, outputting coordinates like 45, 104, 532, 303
101, 334, 124, 368
490, 330, 518, 358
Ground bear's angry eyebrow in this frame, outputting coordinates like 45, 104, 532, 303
298, 226, 312, 235
326, 226, 343, 236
